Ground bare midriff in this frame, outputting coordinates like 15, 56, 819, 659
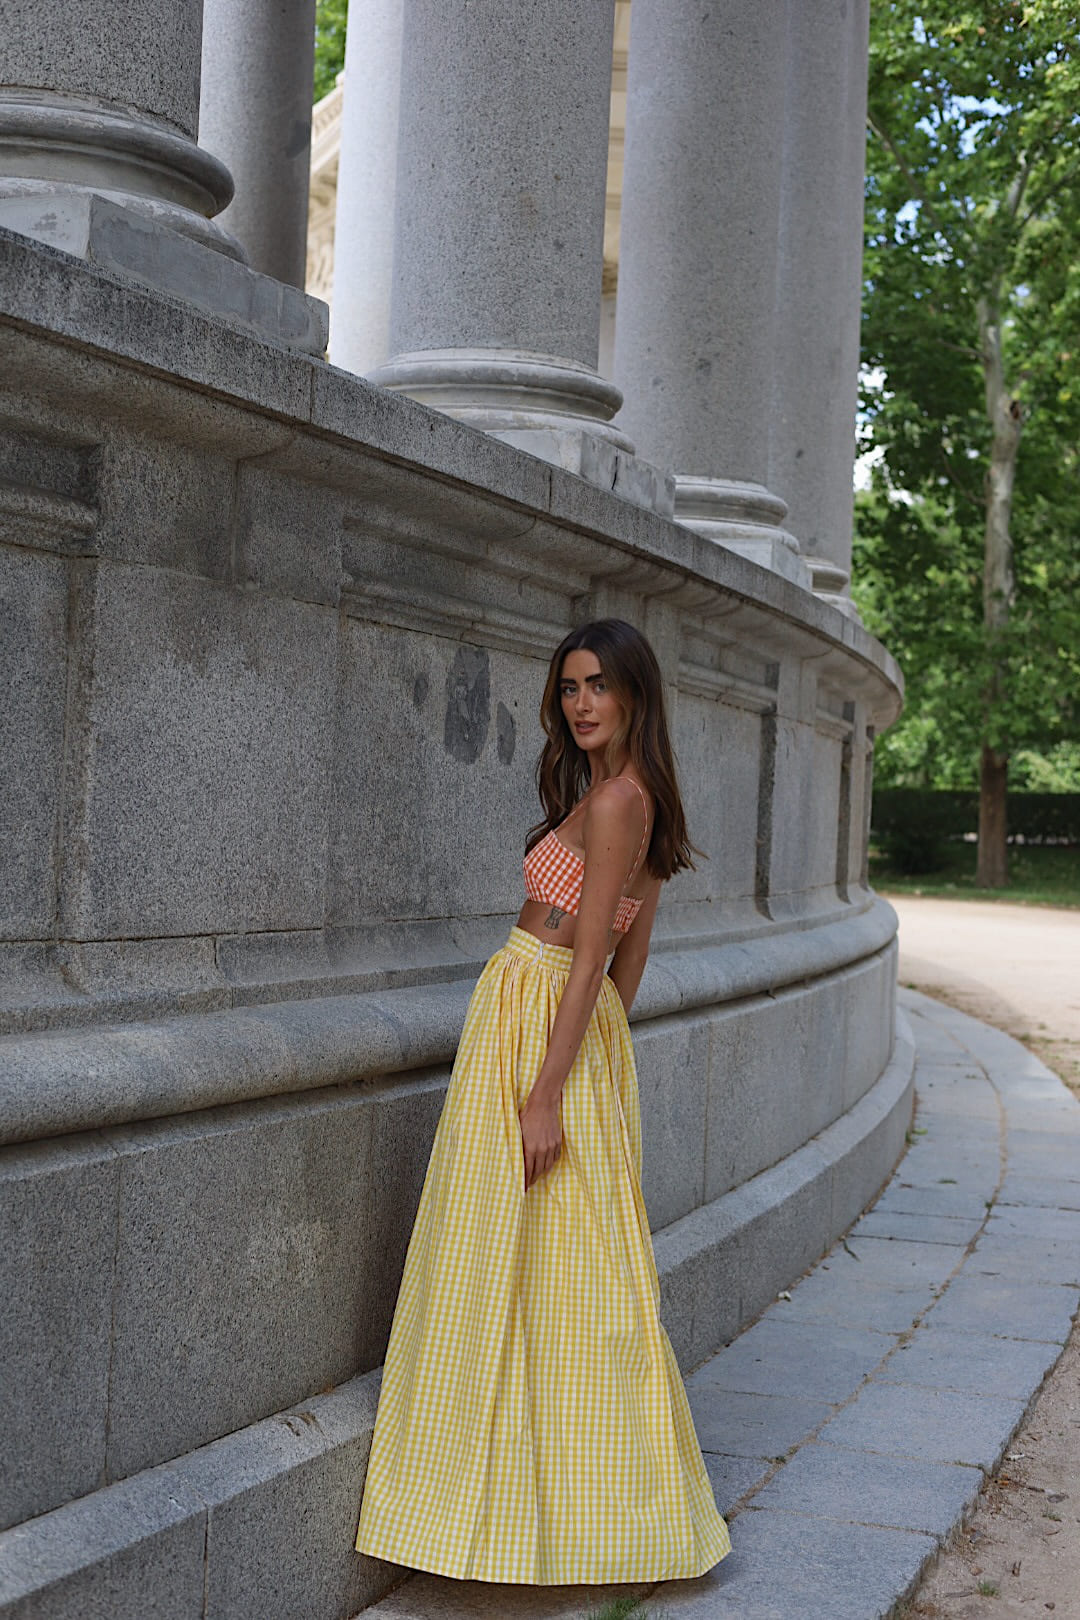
515, 866, 652, 951
514, 897, 602, 950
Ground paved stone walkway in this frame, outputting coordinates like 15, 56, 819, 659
361, 990, 1080, 1619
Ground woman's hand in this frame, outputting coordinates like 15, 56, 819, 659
518, 1088, 562, 1190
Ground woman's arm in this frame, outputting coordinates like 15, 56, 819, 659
518, 779, 645, 1188
606, 880, 661, 1015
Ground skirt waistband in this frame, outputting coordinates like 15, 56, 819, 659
504, 924, 614, 972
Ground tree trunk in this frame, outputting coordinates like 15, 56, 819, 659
976, 742, 1009, 887
975, 293, 1021, 888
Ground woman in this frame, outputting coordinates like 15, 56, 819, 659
354, 619, 731, 1585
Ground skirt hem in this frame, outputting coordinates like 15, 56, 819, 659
352, 1533, 732, 1586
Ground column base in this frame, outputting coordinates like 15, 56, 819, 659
495, 429, 675, 517
674, 475, 813, 590
0, 192, 329, 356
804, 557, 863, 620
370, 347, 632, 449
0, 89, 243, 260
370, 347, 676, 507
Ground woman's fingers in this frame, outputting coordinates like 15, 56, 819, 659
519, 1101, 562, 1190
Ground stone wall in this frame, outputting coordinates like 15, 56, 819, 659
0, 226, 907, 1619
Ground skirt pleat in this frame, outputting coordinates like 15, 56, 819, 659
354, 925, 731, 1584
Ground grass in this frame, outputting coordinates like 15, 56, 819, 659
586, 1600, 658, 1620
870, 840, 1080, 908
976, 1578, 1000, 1597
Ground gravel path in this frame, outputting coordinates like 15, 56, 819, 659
889, 894, 1080, 1094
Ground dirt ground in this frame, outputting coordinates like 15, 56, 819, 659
887, 896, 1080, 1620
889, 896, 1080, 1097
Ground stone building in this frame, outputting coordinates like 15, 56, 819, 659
0, 2, 905, 1617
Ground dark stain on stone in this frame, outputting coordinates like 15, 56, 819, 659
496, 701, 516, 765
444, 645, 490, 763
286, 118, 312, 160
412, 672, 429, 709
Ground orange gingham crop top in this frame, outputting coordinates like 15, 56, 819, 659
522, 776, 650, 935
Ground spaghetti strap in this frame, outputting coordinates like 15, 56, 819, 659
617, 775, 650, 883
556, 775, 649, 883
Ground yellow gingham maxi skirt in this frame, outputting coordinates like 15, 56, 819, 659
354, 925, 731, 1583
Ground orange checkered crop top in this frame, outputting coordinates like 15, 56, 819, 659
522, 776, 650, 935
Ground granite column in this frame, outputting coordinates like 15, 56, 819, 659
371, 0, 627, 461
0, 0, 238, 256
768, 0, 871, 604
329, 0, 405, 374
613, 0, 807, 583
199, 0, 318, 287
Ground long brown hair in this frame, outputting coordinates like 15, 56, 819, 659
526, 619, 698, 881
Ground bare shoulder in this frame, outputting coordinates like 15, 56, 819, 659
583, 776, 651, 837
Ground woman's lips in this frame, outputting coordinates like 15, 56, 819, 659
575, 722, 597, 733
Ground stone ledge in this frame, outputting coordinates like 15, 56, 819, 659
0, 227, 902, 720
0, 196, 329, 356
0, 892, 890, 1036
0, 1373, 389, 1620
0, 898, 898, 1147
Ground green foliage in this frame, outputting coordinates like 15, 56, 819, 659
858, 2, 1080, 789
871, 837, 1080, 904
314, 0, 348, 103
853, 484, 985, 787
1011, 740, 1080, 790
872, 789, 973, 870
872, 788, 1080, 873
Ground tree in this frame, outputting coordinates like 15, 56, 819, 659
314, 0, 348, 103
859, 1, 1080, 883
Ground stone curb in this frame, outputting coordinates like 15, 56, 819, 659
365, 989, 1080, 1618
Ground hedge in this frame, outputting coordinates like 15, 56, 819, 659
870, 788, 1080, 872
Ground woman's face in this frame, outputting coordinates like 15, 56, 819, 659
558, 649, 625, 755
